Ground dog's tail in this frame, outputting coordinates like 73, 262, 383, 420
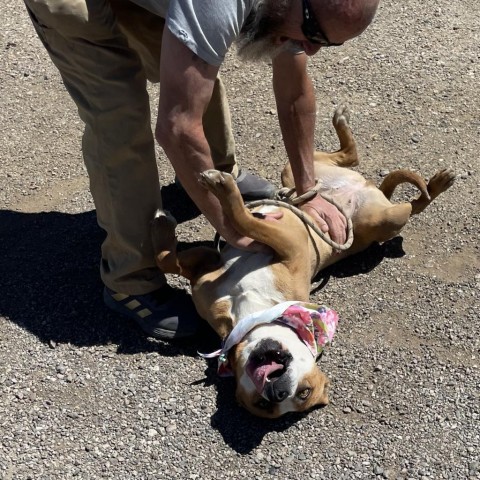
378, 169, 430, 202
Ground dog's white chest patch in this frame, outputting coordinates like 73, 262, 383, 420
217, 248, 286, 321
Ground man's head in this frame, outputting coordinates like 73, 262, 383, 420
237, 0, 380, 61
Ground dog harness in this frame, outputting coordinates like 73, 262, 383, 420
199, 301, 338, 376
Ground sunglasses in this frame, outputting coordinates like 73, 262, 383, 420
301, 0, 344, 47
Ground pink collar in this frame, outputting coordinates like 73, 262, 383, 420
199, 301, 338, 376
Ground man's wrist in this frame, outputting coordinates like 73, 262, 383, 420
295, 179, 317, 196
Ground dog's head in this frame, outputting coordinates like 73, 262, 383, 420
204, 302, 336, 418
220, 303, 336, 418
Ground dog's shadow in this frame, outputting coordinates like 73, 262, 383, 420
191, 362, 313, 454
311, 236, 405, 290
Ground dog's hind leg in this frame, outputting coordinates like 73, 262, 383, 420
344, 201, 413, 256
151, 210, 222, 281
281, 106, 359, 187
315, 105, 359, 168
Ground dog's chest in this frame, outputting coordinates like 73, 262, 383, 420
215, 249, 286, 321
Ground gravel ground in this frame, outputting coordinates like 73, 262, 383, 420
1, 1, 479, 479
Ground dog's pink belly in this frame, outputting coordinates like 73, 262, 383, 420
316, 171, 367, 218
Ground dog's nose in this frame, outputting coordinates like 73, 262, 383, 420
272, 388, 288, 402
264, 376, 292, 403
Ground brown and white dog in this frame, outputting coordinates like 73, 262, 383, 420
151, 106, 455, 418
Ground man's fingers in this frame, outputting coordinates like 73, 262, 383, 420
330, 221, 347, 245
301, 202, 348, 244
302, 205, 329, 232
318, 218, 329, 233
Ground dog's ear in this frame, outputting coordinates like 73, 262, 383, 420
317, 373, 330, 405
227, 341, 247, 377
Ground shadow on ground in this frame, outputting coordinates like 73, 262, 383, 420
0, 198, 404, 352
0, 183, 211, 355
187, 362, 311, 454
0, 200, 404, 450
311, 236, 406, 292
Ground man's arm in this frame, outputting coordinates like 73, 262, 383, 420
272, 51, 347, 245
155, 29, 264, 251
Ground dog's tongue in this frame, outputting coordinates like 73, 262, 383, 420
248, 361, 284, 394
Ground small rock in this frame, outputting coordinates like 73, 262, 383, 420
166, 424, 176, 433
374, 465, 384, 475
468, 461, 479, 474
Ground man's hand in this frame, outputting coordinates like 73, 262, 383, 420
220, 211, 284, 253
301, 195, 347, 246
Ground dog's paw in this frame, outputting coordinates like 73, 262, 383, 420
199, 169, 236, 196
333, 105, 350, 129
427, 168, 456, 199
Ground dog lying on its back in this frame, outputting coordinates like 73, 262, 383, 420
152, 106, 455, 418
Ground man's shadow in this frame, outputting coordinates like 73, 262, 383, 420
0, 184, 213, 356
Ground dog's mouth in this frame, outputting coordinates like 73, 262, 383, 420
246, 340, 292, 394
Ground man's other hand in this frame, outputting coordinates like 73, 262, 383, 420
301, 195, 347, 246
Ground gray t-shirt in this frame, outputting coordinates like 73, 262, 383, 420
130, 0, 256, 66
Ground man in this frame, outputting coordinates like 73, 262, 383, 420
23, 0, 379, 340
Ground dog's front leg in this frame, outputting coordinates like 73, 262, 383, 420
199, 170, 301, 260
151, 210, 222, 281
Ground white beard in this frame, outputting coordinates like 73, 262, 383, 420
236, 0, 292, 62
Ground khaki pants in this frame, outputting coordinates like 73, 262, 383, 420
24, 0, 237, 295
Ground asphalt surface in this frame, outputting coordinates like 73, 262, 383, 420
1, 1, 479, 479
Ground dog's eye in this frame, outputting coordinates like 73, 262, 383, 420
297, 388, 312, 400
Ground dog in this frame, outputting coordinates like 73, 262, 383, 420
151, 106, 455, 418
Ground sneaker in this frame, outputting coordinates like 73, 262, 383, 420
234, 169, 276, 201
175, 169, 276, 201
103, 285, 202, 340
